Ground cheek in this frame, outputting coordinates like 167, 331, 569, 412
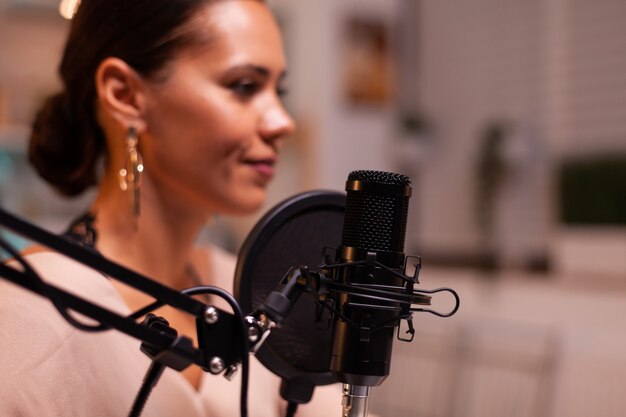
145, 92, 249, 170
150, 136, 239, 188
142, 83, 264, 211
143, 117, 254, 209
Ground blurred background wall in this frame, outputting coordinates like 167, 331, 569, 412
0, 0, 625, 416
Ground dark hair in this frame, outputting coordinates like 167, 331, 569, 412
29, 0, 220, 196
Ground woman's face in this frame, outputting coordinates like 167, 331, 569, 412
140, 1, 294, 216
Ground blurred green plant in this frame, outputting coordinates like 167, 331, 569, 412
559, 155, 626, 225
474, 122, 513, 272
476, 122, 511, 236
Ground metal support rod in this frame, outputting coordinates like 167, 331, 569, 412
341, 384, 370, 417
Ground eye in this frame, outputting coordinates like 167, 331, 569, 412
230, 78, 260, 98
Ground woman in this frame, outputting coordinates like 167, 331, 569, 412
0, 0, 340, 416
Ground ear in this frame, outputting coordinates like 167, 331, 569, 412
95, 57, 148, 132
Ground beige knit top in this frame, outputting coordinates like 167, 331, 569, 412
0, 249, 297, 417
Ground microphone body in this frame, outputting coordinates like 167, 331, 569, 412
329, 171, 412, 415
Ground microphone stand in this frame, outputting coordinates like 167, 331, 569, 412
0, 207, 249, 415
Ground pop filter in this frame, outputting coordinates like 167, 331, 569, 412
234, 190, 345, 401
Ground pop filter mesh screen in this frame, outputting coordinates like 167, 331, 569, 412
235, 192, 344, 381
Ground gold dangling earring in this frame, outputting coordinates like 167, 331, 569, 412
118, 126, 144, 217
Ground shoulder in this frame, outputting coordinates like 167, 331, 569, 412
0, 250, 125, 325
0, 251, 147, 415
0, 251, 130, 367
5, 250, 127, 312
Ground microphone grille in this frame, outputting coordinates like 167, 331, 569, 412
347, 170, 411, 186
342, 170, 411, 253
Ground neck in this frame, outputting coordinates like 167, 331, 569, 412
91, 173, 211, 290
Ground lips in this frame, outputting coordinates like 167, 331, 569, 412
244, 158, 276, 179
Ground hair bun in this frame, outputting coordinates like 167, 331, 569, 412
28, 92, 99, 196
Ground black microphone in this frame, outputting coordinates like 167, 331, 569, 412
235, 172, 458, 416
329, 170, 412, 416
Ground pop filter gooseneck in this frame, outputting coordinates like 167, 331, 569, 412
234, 190, 345, 403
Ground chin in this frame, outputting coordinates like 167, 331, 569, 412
220, 191, 267, 216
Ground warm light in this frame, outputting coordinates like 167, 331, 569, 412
59, 0, 81, 20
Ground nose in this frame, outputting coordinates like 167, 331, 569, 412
258, 101, 296, 145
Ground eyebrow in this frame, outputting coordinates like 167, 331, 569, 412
229, 64, 287, 79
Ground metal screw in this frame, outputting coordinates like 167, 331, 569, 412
205, 306, 219, 324
248, 326, 260, 343
209, 356, 225, 374
223, 364, 239, 381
